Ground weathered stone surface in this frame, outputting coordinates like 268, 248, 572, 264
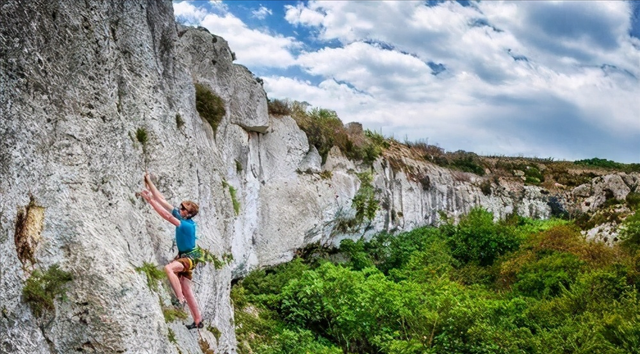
176, 25, 269, 134
573, 183, 592, 198
621, 173, 639, 191
298, 145, 322, 173
323, 146, 356, 172
577, 173, 635, 212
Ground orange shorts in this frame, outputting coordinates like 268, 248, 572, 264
174, 257, 195, 280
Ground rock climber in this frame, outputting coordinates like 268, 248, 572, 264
140, 172, 203, 330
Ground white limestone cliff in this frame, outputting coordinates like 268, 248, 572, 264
1, 1, 638, 353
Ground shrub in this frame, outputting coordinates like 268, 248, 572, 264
523, 166, 544, 185
363, 227, 444, 274
447, 207, 521, 266
231, 214, 640, 354
195, 83, 225, 133
305, 108, 349, 164
432, 150, 486, 176
339, 239, 375, 270
361, 129, 390, 165
626, 192, 640, 210
135, 262, 165, 291
480, 180, 492, 196
222, 180, 240, 215
167, 328, 177, 343
135, 127, 148, 146
574, 158, 622, 169
163, 307, 188, 322
619, 211, 640, 252
352, 172, 379, 226
241, 258, 310, 308
22, 264, 73, 317
175, 113, 185, 129
513, 252, 584, 298
451, 155, 486, 175
268, 99, 291, 116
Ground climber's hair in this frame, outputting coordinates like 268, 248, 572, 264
181, 201, 199, 219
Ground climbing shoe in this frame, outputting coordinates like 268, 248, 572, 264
186, 321, 204, 330
171, 298, 186, 310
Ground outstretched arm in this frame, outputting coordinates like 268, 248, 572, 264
141, 190, 180, 227
144, 172, 173, 212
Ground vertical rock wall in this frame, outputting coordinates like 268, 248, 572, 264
1, 1, 613, 353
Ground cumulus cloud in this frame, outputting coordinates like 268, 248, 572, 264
173, 1, 208, 25
252, 5, 272, 20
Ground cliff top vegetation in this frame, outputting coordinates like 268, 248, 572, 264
268, 98, 639, 190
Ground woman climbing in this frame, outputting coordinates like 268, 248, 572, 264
140, 172, 204, 329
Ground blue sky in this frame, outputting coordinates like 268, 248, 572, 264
173, 1, 640, 163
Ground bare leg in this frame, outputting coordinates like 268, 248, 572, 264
164, 261, 185, 302
180, 276, 202, 324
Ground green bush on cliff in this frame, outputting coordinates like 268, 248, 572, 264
281, 100, 389, 165
135, 262, 165, 291
195, 83, 225, 133
23, 264, 73, 317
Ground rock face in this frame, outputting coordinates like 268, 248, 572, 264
0, 1, 634, 353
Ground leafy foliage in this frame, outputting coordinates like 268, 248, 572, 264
222, 180, 240, 215
574, 158, 640, 173
23, 264, 73, 317
196, 247, 233, 269
195, 83, 225, 133
163, 307, 188, 322
135, 262, 165, 291
446, 207, 521, 266
428, 150, 486, 176
175, 113, 185, 129
352, 172, 379, 226
282, 100, 389, 164
135, 127, 148, 145
619, 211, 640, 252
267, 98, 291, 116
232, 210, 640, 354
627, 192, 640, 210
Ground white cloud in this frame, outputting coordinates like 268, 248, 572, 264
173, 2, 208, 25
284, 3, 325, 27
251, 5, 272, 20
199, 13, 298, 68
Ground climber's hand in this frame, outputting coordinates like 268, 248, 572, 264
140, 190, 152, 202
144, 172, 151, 188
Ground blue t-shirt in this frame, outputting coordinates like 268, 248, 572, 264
172, 208, 196, 253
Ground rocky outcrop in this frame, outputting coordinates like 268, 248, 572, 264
573, 173, 638, 212
569, 172, 639, 245
0, 1, 633, 353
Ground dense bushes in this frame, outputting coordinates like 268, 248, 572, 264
447, 208, 521, 266
574, 158, 640, 173
426, 150, 486, 176
232, 208, 640, 353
